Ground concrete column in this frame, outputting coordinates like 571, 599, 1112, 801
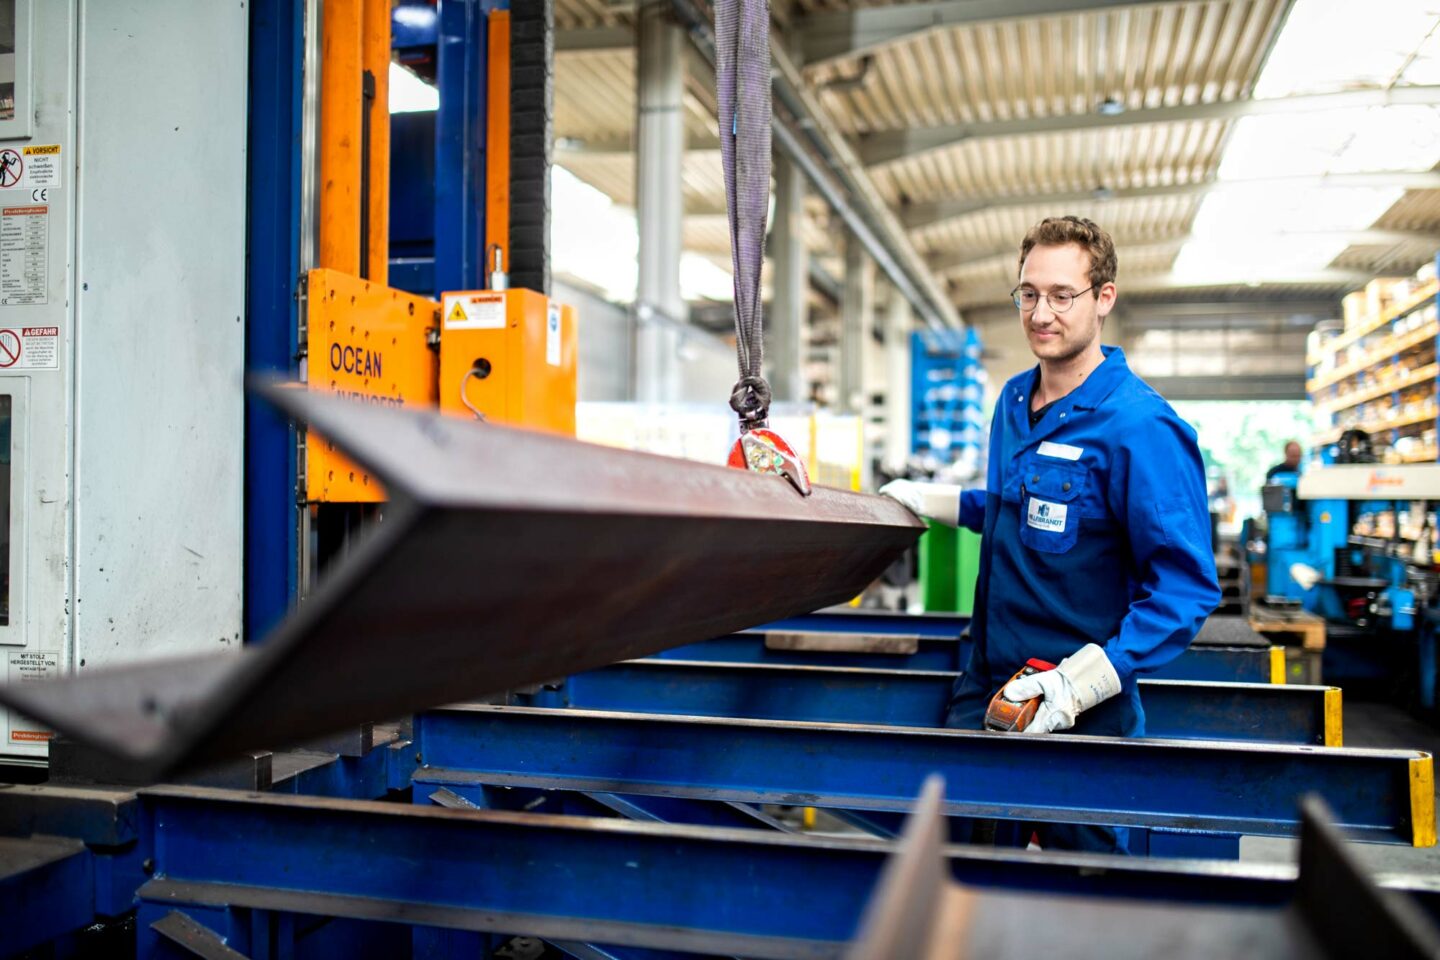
840, 231, 874, 414
883, 291, 912, 473
634, 0, 686, 403
767, 151, 806, 405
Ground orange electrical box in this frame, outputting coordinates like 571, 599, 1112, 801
305, 268, 440, 502
438, 288, 577, 436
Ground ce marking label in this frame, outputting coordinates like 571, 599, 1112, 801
29, 189, 48, 202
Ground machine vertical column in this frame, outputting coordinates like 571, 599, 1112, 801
362, 0, 391, 285
245, 0, 306, 639
841, 231, 874, 414
635, 0, 686, 404
434, 0, 487, 294
884, 290, 912, 473
769, 151, 807, 405
319, 0, 364, 275
508, 0, 554, 294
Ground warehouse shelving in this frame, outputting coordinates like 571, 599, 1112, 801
1308, 267, 1440, 459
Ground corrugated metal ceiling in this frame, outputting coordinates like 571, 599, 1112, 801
551, 0, 1440, 313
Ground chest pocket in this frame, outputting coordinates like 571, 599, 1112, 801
1017, 457, 1088, 554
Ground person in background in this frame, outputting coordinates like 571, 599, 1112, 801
1265, 441, 1303, 481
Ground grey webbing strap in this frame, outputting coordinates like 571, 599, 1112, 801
716, 0, 772, 431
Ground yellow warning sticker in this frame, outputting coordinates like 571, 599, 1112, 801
447, 300, 468, 325
19, 145, 60, 191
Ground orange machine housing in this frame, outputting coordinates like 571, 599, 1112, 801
438, 288, 577, 436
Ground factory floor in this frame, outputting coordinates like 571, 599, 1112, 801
1240, 702, 1440, 876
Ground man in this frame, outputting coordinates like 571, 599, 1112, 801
1266, 440, 1304, 480
882, 216, 1220, 854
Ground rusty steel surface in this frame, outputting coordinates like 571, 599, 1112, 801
0, 385, 921, 776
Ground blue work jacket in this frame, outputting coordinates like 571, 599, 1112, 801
948, 346, 1220, 734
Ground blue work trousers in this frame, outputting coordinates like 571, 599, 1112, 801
942, 681, 1141, 856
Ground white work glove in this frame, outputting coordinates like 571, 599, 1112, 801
878, 479, 962, 526
1003, 643, 1121, 735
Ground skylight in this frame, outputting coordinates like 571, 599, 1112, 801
551, 166, 737, 306
1172, 0, 1440, 286
389, 62, 438, 113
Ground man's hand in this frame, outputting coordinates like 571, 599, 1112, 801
1003, 644, 1120, 734
878, 479, 962, 526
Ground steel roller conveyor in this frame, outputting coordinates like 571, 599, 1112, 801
412, 705, 1435, 845
518, 659, 1340, 745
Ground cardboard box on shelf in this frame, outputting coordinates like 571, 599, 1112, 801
1365, 277, 1409, 322
1343, 291, 1367, 330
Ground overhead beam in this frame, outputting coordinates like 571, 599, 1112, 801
555, 25, 633, 53
799, 0, 1190, 68
1144, 374, 1308, 402
903, 171, 1440, 231
954, 269, 1372, 309
862, 85, 1440, 166
557, 133, 721, 155
669, 0, 962, 330
928, 228, 1440, 275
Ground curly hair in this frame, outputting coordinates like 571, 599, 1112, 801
1017, 216, 1118, 294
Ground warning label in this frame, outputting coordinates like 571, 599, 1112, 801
21, 145, 61, 189
0, 149, 20, 190
0, 205, 47, 305
8, 651, 59, 743
442, 292, 506, 330
546, 303, 562, 366
0, 326, 59, 370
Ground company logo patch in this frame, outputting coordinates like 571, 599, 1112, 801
1027, 497, 1067, 532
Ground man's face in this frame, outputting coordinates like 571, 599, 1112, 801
1284, 442, 1302, 468
1016, 243, 1115, 363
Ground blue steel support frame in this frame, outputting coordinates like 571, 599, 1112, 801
244, 0, 304, 641
657, 633, 1278, 683
125, 785, 1379, 959
432, 0, 488, 296
414, 706, 1427, 843
519, 661, 1331, 744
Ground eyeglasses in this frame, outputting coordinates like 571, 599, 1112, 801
1011, 284, 1096, 313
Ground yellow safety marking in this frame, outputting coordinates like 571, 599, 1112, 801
447, 300, 467, 324
1323, 687, 1343, 747
803, 806, 816, 830
1411, 755, 1436, 847
1270, 646, 1286, 685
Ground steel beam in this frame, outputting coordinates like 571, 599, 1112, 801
125, 786, 1440, 960
0, 389, 920, 778
929, 228, 1440, 277
414, 706, 1434, 844
903, 171, 1440, 232
863, 86, 1440, 166
799, 0, 1190, 68
656, 633, 1283, 683
521, 660, 1338, 745
846, 780, 1440, 960
0, 836, 96, 959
